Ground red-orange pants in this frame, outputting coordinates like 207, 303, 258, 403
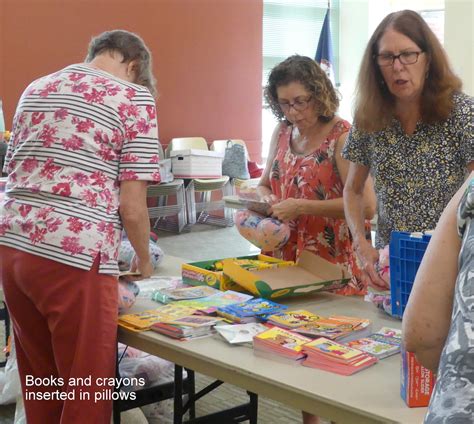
0, 246, 118, 424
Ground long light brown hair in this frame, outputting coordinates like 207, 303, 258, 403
353, 10, 462, 133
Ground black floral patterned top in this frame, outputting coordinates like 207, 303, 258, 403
342, 92, 473, 248
424, 177, 474, 423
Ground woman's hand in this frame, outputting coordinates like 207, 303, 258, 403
354, 239, 389, 291
128, 254, 153, 280
260, 193, 279, 205
270, 198, 302, 221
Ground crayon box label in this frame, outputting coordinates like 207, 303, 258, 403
401, 349, 435, 407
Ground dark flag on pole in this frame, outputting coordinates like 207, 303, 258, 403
315, 7, 335, 86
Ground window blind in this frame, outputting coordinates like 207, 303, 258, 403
263, 0, 340, 86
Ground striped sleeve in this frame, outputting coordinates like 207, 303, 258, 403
119, 90, 161, 182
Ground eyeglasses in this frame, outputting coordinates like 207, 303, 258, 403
375, 51, 424, 67
278, 96, 312, 113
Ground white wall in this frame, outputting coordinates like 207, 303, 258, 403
338, 0, 472, 122
445, 0, 473, 96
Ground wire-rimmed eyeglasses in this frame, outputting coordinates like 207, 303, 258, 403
278, 96, 313, 113
375, 51, 424, 67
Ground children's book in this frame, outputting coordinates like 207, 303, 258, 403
174, 290, 253, 314
293, 315, 371, 342
267, 310, 322, 329
152, 286, 220, 303
151, 323, 215, 340
302, 337, 378, 375
118, 305, 196, 332
217, 298, 288, 323
215, 323, 269, 345
161, 315, 224, 327
347, 327, 402, 359
253, 327, 312, 361
151, 315, 222, 340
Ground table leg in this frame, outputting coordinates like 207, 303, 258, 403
174, 364, 184, 424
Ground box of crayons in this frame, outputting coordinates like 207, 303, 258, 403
181, 254, 293, 292
400, 349, 435, 407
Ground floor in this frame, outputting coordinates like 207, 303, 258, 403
0, 223, 310, 423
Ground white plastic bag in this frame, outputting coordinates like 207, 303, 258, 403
118, 346, 187, 424
14, 394, 26, 424
0, 338, 21, 405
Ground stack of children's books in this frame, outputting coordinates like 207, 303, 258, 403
151, 315, 224, 340
151, 285, 220, 304
215, 323, 269, 346
346, 327, 402, 359
118, 304, 196, 332
302, 337, 378, 375
267, 310, 371, 342
217, 298, 288, 323
172, 290, 253, 314
253, 327, 312, 362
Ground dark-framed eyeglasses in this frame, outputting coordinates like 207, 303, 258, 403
375, 51, 424, 67
278, 96, 312, 113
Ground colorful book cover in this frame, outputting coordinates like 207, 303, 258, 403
294, 315, 370, 341
293, 317, 354, 339
267, 310, 322, 328
344, 327, 401, 359
372, 327, 402, 343
175, 290, 253, 312
152, 286, 220, 303
219, 298, 288, 318
303, 337, 365, 361
347, 337, 400, 359
253, 327, 312, 352
118, 305, 196, 331
328, 315, 371, 331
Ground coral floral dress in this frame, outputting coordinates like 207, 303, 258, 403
270, 120, 366, 295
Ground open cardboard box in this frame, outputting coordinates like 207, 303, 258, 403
182, 254, 293, 292
223, 250, 351, 299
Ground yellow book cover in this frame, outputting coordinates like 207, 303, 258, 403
304, 338, 364, 360
254, 327, 312, 351
119, 305, 196, 331
268, 310, 322, 328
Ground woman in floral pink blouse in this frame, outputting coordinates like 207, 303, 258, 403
257, 56, 376, 424
0, 30, 160, 423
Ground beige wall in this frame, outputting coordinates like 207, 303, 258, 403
445, 0, 473, 95
338, 0, 473, 120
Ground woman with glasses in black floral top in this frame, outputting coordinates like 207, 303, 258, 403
343, 10, 473, 290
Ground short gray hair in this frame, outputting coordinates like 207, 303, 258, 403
85, 29, 157, 98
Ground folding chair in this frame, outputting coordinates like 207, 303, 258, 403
146, 143, 187, 233
168, 138, 233, 227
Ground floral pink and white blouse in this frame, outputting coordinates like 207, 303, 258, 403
0, 64, 160, 274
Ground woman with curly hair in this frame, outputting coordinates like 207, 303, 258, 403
238, 55, 376, 289
254, 54, 376, 424
343, 10, 473, 291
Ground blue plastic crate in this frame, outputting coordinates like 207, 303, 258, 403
389, 231, 432, 318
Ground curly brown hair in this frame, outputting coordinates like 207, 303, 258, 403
264, 55, 339, 123
353, 10, 462, 133
85, 29, 158, 98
